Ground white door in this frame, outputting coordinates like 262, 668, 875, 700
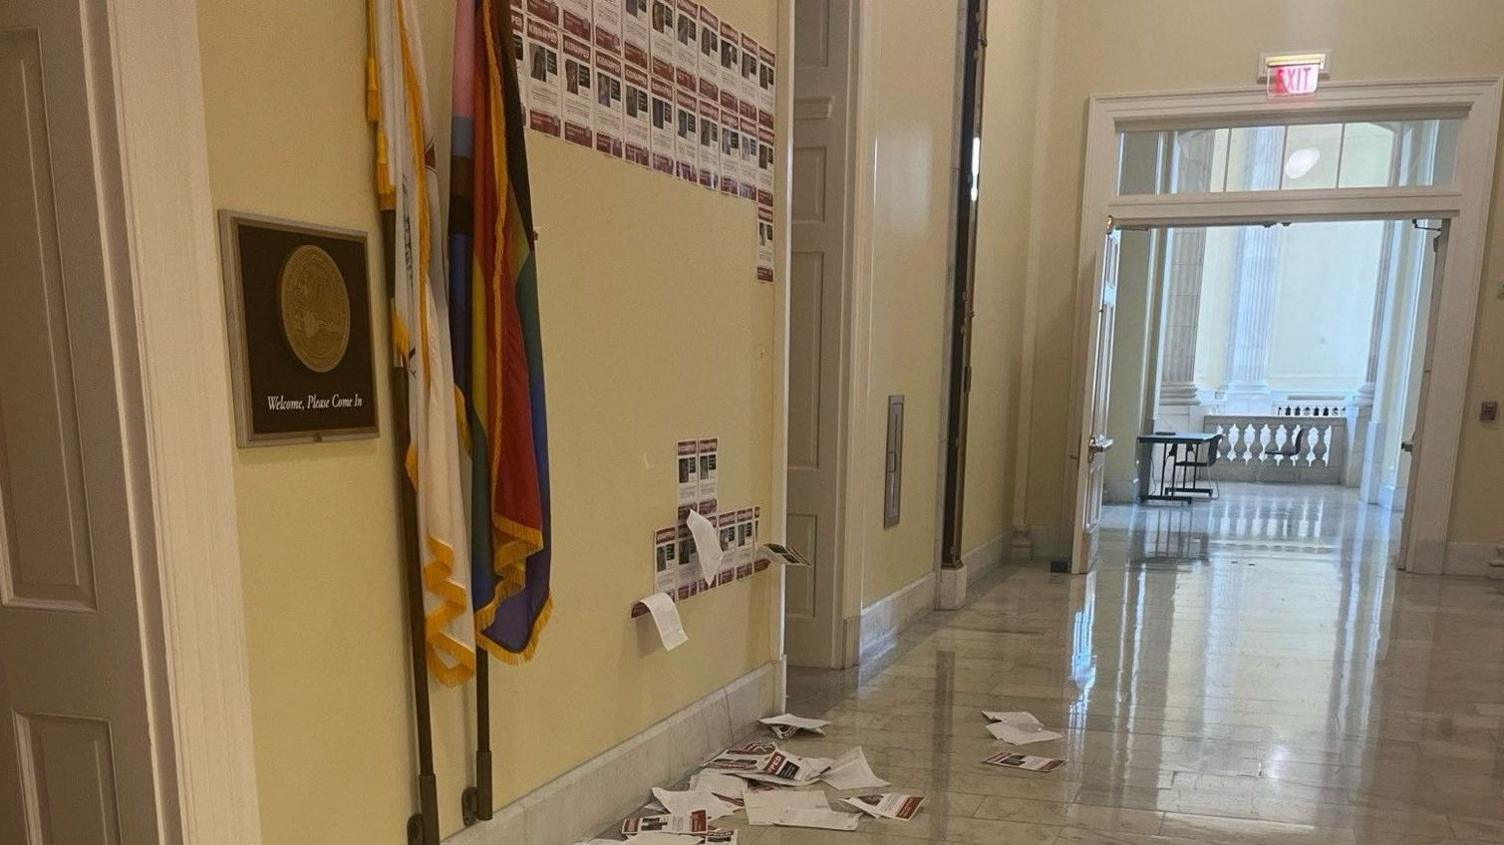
1071, 228, 1121, 574
0, 0, 164, 839
1397, 223, 1447, 570
785, 0, 856, 667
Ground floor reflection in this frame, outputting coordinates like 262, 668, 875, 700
759, 483, 1504, 844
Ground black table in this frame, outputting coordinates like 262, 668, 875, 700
1136, 432, 1223, 503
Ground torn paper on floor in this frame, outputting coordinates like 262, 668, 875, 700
686, 509, 726, 584
842, 792, 926, 820
607, 834, 702, 845
620, 810, 709, 835
640, 591, 688, 651
651, 787, 739, 820
689, 770, 748, 801
982, 711, 1062, 745
743, 788, 829, 826
700, 831, 738, 844
759, 713, 829, 739
819, 747, 888, 790
981, 751, 1066, 773
774, 808, 860, 831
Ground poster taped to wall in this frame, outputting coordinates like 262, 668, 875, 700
561, 33, 595, 147
720, 108, 741, 197
654, 527, 679, 594
676, 524, 700, 598
697, 437, 718, 501
674, 0, 700, 95
594, 48, 626, 157
527, 0, 560, 25
739, 112, 759, 200
593, 0, 622, 53
757, 126, 774, 208
676, 440, 700, 506
756, 206, 773, 282
650, 75, 676, 175
697, 6, 720, 102
510, 6, 529, 113
622, 0, 650, 69
698, 99, 720, 190
623, 63, 652, 166
718, 21, 741, 107
560, 0, 592, 41
649, 0, 676, 84
525, 15, 564, 136
757, 43, 775, 128
675, 88, 700, 183
739, 32, 759, 119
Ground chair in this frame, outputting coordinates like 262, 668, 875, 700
1256, 425, 1307, 483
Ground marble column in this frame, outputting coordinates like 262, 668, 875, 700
1155, 131, 1215, 431
1220, 126, 1284, 413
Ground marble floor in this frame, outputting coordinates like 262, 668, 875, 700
704, 484, 1504, 844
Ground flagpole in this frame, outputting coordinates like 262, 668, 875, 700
382, 211, 443, 845
464, 650, 494, 822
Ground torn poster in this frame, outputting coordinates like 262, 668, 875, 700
982, 751, 1066, 773
759, 713, 828, 738
775, 808, 859, 831
686, 509, 725, 585
983, 711, 1063, 745
742, 788, 829, 826
650, 787, 738, 820
820, 746, 888, 791
760, 543, 811, 568
843, 792, 926, 821
620, 810, 709, 835
639, 591, 688, 651
654, 527, 679, 594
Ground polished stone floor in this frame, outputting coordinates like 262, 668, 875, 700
717, 484, 1504, 844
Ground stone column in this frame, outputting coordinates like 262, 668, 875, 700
1155, 130, 1215, 431
1220, 126, 1284, 413
1346, 221, 1399, 486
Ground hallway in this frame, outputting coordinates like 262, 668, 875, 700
762, 485, 1504, 843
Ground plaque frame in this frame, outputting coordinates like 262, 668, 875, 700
217, 210, 380, 446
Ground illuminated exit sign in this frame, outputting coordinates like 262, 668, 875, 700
1261, 51, 1329, 98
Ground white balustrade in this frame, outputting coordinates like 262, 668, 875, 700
1202, 414, 1347, 484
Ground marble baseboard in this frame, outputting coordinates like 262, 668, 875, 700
1443, 541, 1504, 578
858, 572, 936, 662
936, 565, 966, 610
444, 660, 780, 845
1019, 523, 1069, 562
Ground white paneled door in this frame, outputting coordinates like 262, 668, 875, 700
0, 0, 164, 840
1071, 229, 1121, 574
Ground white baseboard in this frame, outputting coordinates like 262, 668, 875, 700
444, 661, 780, 845
1441, 541, 1504, 578
858, 572, 936, 662
962, 532, 1009, 582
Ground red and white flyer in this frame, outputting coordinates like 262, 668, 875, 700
696, 6, 720, 102
736, 507, 755, 576
649, 75, 676, 175
622, 62, 652, 167
676, 439, 699, 506
719, 107, 742, 197
648, 0, 676, 84
673, 0, 700, 95
560, 32, 595, 147
592, 0, 622, 53
560, 0, 591, 40
716, 512, 738, 586
526, 0, 559, 25
621, 0, 650, 70
756, 125, 774, 208
718, 21, 741, 108
757, 43, 776, 129
756, 206, 774, 283
676, 525, 700, 598
739, 112, 759, 200
697, 99, 721, 190
508, 6, 528, 113
524, 15, 563, 137
739, 32, 760, 118
696, 437, 718, 501
593, 47, 625, 158
621, 811, 709, 836
675, 88, 700, 183
654, 526, 678, 594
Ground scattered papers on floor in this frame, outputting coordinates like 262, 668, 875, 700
651, 787, 740, 820
843, 792, 926, 821
743, 787, 830, 826
640, 592, 688, 651
688, 770, 747, 802
759, 713, 829, 739
819, 747, 888, 790
982, 751, 1066, 773
982, 711, 1062, 745
707, 748, 830, 786
621, 810, 709, 835
775, 808, 860, 831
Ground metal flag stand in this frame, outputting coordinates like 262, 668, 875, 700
380, 214, 443, 845
461, 653, 493, 825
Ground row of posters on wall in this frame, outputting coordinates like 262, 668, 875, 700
655, 438, 767, 600
512, 0, 778, 282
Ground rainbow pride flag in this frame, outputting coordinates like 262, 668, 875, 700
449, 0, 552, 662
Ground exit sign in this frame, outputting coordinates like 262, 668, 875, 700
1261, 51, 1329, 98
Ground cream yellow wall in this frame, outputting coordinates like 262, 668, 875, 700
858, 0, 961, 606
198, 0, 782, 842
1013, 0, 1504, 547
960, 0, 1043, 556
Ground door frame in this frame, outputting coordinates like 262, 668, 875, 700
107, 0, 262, 838
1069, 76, 1503, 575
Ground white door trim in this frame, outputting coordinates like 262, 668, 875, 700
107, 0, 263, 839
1069, 76, 1504, 575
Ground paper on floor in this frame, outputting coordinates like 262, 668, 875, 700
981, 751, 1066, 773
842, 792, 926, 820
759, 713, 830, 739
651, 787, 739, 820
609, 834, 702, 845
689, 770, 747, 801
707, 748, 830, 786
640, 592, 688, 651
774, 808, 861, 831
686, 509, 725, 584
742, 788, 829, 826
700, 831, 738, 844
819, 746, 888, 790
981, 711, 1062, 745
620, 810, 709, 835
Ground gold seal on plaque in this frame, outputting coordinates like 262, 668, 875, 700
277, 245, 351, 374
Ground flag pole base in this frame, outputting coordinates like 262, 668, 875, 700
460, 750, 493, 825
408, 775, 439, 844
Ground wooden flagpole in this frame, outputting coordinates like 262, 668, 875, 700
381, 212, 443, 845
